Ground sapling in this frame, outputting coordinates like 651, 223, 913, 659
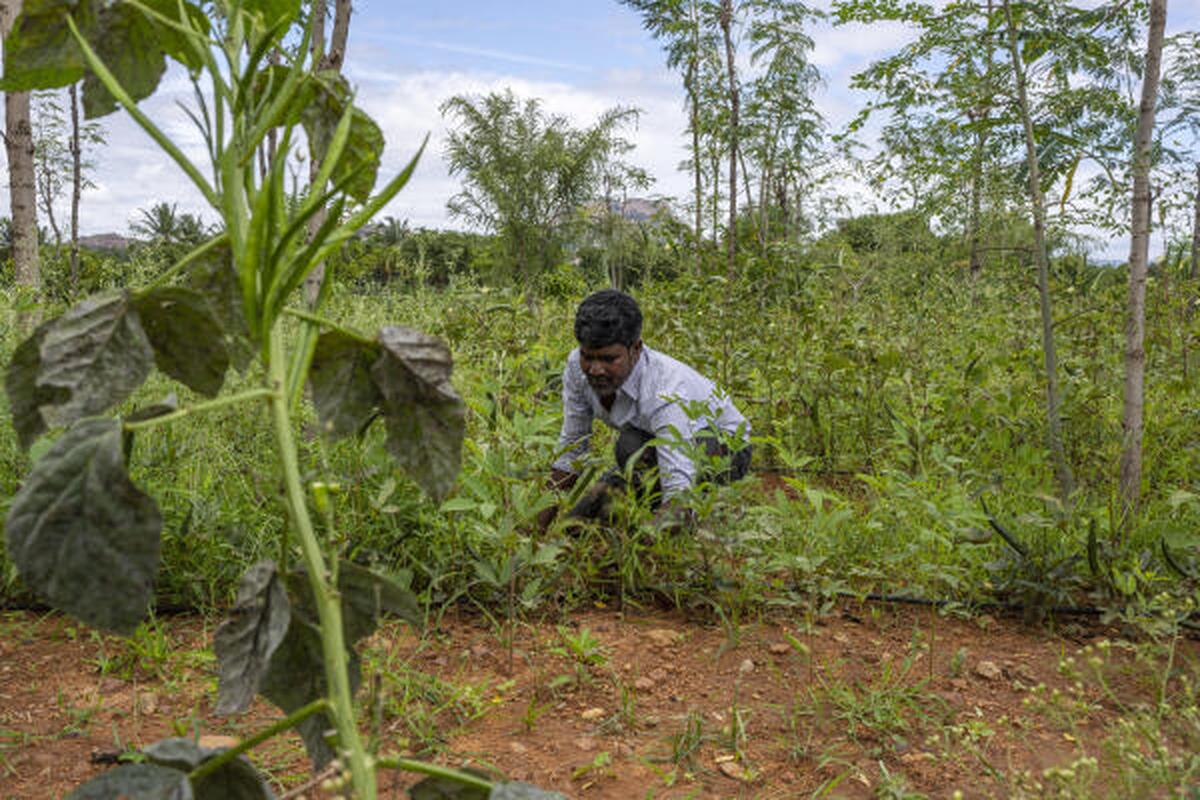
0, 2, 561, 798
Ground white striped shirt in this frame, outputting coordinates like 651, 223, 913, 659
552, 345, 749, 496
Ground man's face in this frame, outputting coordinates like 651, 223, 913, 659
579, 340, 642, 398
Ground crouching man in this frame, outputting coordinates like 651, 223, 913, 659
538, 289, 751, 532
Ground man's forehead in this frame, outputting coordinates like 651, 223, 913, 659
580, 343, 629, 357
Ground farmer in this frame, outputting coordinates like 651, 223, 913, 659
538, 289, 751, 532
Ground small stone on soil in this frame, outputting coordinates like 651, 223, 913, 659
739, 658, 756, 674
718, 760, 750, 781
574, 736, 596, 751
136, 692, 158, 714
769, 643, 791, 655
645, 628, 681, 647
99, 678, 124, 694
634, 676, 655, 691
580, 707, 605, 720
974, 660, 1002, 681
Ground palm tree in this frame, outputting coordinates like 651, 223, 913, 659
130, 202, 210, 245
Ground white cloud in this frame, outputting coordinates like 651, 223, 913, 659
358, 67, 693, 230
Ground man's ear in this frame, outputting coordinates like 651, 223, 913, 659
630, 339, 643, 360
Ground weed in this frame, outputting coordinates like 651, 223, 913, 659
550, 626, 609, 687
571, 750, 613, 782
875, 761, 928, 799
815, 653, 943, 743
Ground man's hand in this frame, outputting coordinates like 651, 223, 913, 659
652, 500, 697, 534
538, 469, 580, 532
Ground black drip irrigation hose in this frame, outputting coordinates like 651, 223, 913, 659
4, 592, 1199, 636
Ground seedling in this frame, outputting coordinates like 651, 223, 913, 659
551, 626, 609, 686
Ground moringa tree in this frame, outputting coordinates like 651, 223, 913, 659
31, 88, 102, 268
440, 90, 642, 300
743, 0, 823, 247
620, 0, 717, 273
1003, 0, 1075, 507
1118, 0, 1168, 528
836, 0, 1017, 275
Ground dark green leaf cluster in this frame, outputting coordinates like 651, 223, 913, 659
68, 737, 275, 799
310, 327, 466, 501
211, 559, 421, 767
1, 0, 211, 118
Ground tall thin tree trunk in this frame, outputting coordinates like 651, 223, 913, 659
1191, 161, 1200, 281
688, 8, 703, 275
1183, 164, 1198, 385
1118, 0, 1167, 528
968, 0, 995, 277
687, 62, 702, 273
2, 0, 41, 308
711, 151, 720, 242
967, 123, 987, 276
719, 0, 738, 279
36, 159, 62, 253
759, 158, 771, 245
69, 82, 81, 295
303, 0, 352, 306
1004, 0, 1075, 507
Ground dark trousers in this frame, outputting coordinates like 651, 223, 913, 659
567, 427, 752, 520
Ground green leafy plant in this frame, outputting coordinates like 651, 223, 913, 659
0, 2, 560, 798
550, 625, 609, 687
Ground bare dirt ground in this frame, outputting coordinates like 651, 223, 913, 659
0, 602, 1191, 799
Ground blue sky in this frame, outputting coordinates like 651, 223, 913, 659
3, 1, 1198, 258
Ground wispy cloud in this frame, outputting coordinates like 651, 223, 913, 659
357, 33, 593, 74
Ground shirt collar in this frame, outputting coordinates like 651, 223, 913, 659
618, 345, 647, 401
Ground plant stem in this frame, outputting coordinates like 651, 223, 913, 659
188, 699, 329, 783
122, 388, 276, 431
140, 232, 230, 292
266, 327, 376, 798
375, 757, 493, 790
282, 306, 369, 341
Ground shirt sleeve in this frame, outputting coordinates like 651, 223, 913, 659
648, 396, 697, 498
552, 357, 594, 474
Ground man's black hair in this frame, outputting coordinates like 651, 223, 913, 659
574, 289, 642, 348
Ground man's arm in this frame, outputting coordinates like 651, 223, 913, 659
540, 357, 593, 531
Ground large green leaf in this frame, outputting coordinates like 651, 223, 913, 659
370, 327, 465, 501
301, 71, 384, 203
308, 331, 382, 439
67, 763, 192, 800
143, 738, 275, 800
0, 0, 91, 91
259, 616, 361, 769
81, 2, 168, 118
214, 561, 291, 715
35, 290, 154, 432
4, 321, 68, 449
185, 242, 255, 370
1, 0, 208, 116
4, 418, 162, 634
138, 0, 211, 73
134, 287, 230, 397
287, 561, 422, 642
337, 561, 424, 633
